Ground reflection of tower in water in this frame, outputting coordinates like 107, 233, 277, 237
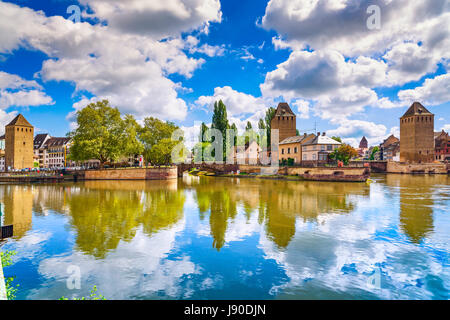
1, 185, 33, 239
393, 174, 441, 244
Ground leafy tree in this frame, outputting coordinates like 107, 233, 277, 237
369, 146, 380, 160
69, 100, 139, 165
264, 107, 276, 149
122, 114, 144, 157
211, 100, 230, 160
330, 144, 358, 165
147, 138, 180, 166
139, 117, 179, 165
258, 119, 266, 130
331, 136, 343, 143
245, 121, 253, 131
199, 122, 210, 142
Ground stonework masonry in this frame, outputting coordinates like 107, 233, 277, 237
271, 102, 297, 144
5, 115, 34, 170
400, 102, 435, 163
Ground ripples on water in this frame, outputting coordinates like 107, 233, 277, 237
0, 174, 449, 300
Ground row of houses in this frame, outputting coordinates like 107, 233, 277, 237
359, 129, 449, 163
0, 133, 72, 171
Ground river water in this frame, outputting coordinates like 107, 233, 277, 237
0, 174, 449, 300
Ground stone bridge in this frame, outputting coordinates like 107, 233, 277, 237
349, 161, 387, 173
177, 163, 239, 177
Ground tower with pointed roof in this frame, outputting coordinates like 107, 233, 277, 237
5, 114, 34, 170
400, 102, 434, 163
271, 102, 297, 144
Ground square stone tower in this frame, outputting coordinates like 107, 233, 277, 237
271, 102, 297, 144
5, 114, 34, 170
400, 102, 434, 163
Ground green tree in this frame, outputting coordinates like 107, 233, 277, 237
69, 100, 139, 165
330, 144, 358, 165
264, 107, 276, 149
258, 119, 266, 130
369, 146, 380, 160
199, 122, 210, 142
148, 138, 180, 166
245, 121, 253, 131
139, 117, 179, 165
211, 100, 230, 160
122, 114, 144, 157
331, 136, 343, 143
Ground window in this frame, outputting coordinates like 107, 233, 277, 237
313, 154, 317, 160
327, 145, 333, 151
288, 148, 291, 154
282, 148, 284, 155
321, 145, 325, 151
294, 147, 298, 154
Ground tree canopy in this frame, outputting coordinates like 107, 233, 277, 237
69, 100, 142, 165
68, 99, 185, 166
330, 144, 358, 165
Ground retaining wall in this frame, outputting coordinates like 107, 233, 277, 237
83, 167, 178, 180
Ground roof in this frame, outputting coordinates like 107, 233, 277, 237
280, 133, 315, 145
44, 137, 71, 148
6, 114, 33, 128
0, 134, 5, 140
303, 134, 341, 146
381, 135, 400, 148
34, 134, 51, 149
401, 102, 433, 118
274, 102, 295, 117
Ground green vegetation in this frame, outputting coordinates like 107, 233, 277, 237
69, 100, 143, 166
1, 250, 19, 300
68, 100, 186, 166
60, 286, 106, 300
331, 136, 343, 143
330, 144, 358, 165
261, 107, 276, 150
369, 146, 380, 160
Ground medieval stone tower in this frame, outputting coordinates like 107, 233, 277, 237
271, 102, 297, 144
400, 102, 434, 163
5, 114, 34, 170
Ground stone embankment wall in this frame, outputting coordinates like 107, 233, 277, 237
83, 167, 178, 180
386, 162, 448, 174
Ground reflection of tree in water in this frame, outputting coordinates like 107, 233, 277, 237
68, 189, 144, 258
138, 188, 185, 237
194, 179, 237, 251
191, 178, 368, 250
66, 181, 185, 258
387, 174, 448, 244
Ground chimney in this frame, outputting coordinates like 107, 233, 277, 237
317, 132, 321, 136
322, 132, 326, 136
304, 133, 307, 138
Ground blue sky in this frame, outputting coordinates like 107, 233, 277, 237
0, 0, 448, 147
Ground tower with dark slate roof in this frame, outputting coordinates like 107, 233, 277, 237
271, 102, 297, 144
5, 114, 34, 170
400, 102, 434, 163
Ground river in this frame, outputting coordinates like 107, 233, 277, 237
0, 174, 449, 300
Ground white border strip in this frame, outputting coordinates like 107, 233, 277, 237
0, 253, 7, 300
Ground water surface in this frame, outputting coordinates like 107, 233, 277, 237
1, 174, 449, 300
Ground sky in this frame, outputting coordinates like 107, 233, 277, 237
0, 0, 449, 147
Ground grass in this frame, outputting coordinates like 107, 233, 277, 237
1, 250, 19, 300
